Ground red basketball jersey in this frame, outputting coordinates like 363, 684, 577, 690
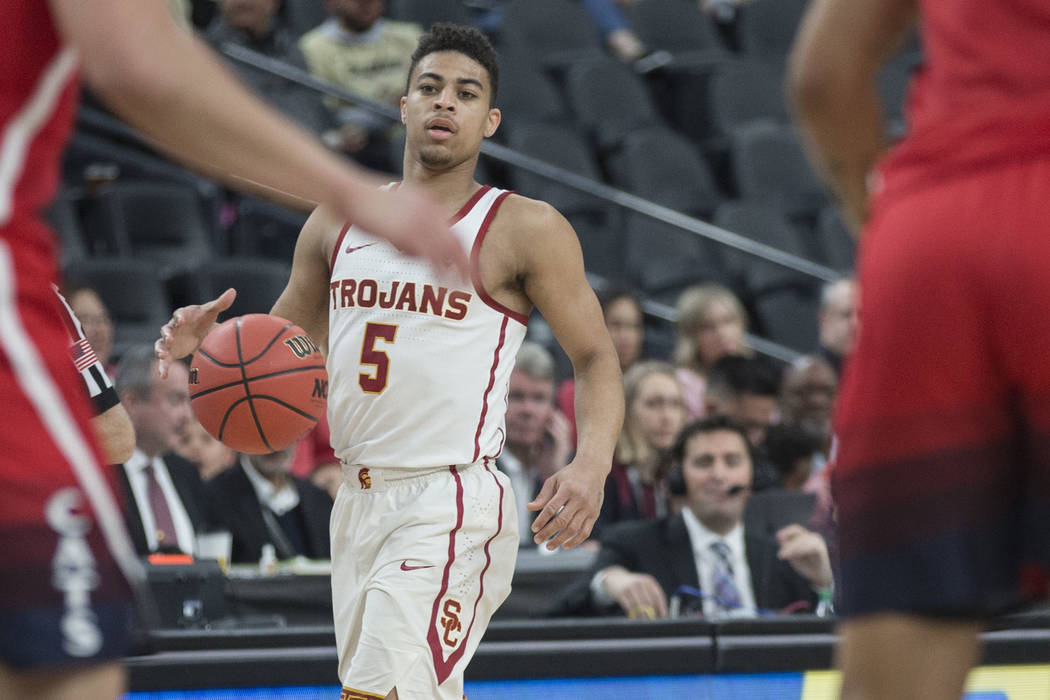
877, 0, 1050, 198
0, 2, 79, 248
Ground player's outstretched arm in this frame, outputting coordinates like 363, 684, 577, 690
49, 0, 468, 280
786, 0, 916, 235
269, 206, 336, 354
513, 200, 625, 550
155, 289, 237, 379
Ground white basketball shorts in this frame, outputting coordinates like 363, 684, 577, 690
331, 458, 519, 700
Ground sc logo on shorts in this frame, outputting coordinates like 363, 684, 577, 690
440, 599, 462, 647
358, 468, 371, 489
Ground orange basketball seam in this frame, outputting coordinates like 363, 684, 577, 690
234, 316, 273, 453
189, 364, 326, 400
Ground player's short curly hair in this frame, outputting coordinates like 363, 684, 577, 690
406, 22, 500, 106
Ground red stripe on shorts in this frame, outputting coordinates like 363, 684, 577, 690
427, 461, 505, 684
428, 465, 466, 683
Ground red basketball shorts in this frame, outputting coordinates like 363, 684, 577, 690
833, 156, 1050, 618
0, 229, 137, 668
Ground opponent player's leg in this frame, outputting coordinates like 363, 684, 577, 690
0, 243, 138, 700
832, 172, 1019, 699
837, 615, 980, 700
0, 661, 125, 700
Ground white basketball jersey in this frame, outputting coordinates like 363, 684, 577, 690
327, 186, 528, 469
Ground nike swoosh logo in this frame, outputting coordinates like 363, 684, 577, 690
345, 242, 376, 254
400, 561, 434, 571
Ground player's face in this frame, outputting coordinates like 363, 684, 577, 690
401, 51, 500, 171
681, 430, 752, 534
604, 297, 644, 372
506, 371, 555, 447
630, 372, 686, 452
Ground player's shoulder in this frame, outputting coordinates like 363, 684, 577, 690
495, 192, 569, 238
298, 204, 347, 268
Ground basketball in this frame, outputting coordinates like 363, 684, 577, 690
189, 314, 328, 454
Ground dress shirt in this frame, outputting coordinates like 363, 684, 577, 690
123, 450, 198, 555
497, 450, 537, 544
680, 507, 758, 617
240, 456, 300, 516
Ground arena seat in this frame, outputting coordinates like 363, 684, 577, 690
501, 0, 606, 69
564, 58, 664, 152
82, 181, 216, 276
184, 258, 293, 318
607, 126, 724, 217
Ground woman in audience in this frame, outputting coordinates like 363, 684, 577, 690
673, 283, 750, 419
558, 287, 646, 446
592, 361, 686, 538
67, 285, 116, 371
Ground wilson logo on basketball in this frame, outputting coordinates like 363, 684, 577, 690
284, 334, 319, 359
440, 599, 462, 647
358, 468, 371, 490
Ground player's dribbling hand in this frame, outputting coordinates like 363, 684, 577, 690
527, 460, 606, 551
154, 288, 237, 379
341, 182, 470, 282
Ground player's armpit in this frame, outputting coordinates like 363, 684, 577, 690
270, 205, 338, 354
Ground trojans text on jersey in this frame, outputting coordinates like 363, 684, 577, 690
329, 278, 473, 321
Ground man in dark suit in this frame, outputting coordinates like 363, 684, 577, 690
204, 444, 334, 564
114, 345, 210, 556
558, 416, 832, 618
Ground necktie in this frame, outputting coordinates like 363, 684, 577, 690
710, 540, 742, 614
144, 463, 178, 551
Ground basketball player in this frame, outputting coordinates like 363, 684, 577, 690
157, 24, 624, 700
2, 0, 468, 696
789, 1, 1050, 698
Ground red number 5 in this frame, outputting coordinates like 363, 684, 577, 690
359, 322, 397, 394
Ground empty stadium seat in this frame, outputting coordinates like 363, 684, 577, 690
706, 61, 789, 139
81, 181, 216, 275
607, 127, 723, 217
729, 122, 827, 216
506, 121, 607, 217
185, 258, 293, 318
387, 0, 473, 28
233, 197, 310, 261
629, 0, 729, 63
495, 56, 569, 127
712, 199, 816, 291
623, 213, 730, 304
815, 206, 856, 273
564, 58, 664, 152
501, 0, 606, 69
43, 189, 89, 268
736, 0, 809, 68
